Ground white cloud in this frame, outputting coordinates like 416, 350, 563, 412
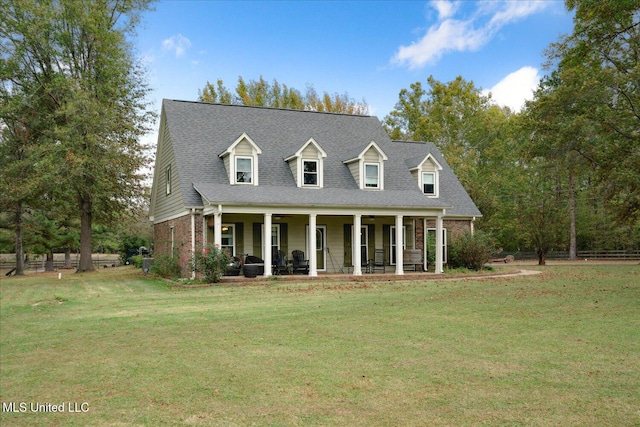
392, 0, 549, 69
162, 34, 191, 58
483, 66, 540, 112
432, 0, 459, 19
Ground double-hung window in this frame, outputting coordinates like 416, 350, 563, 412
390, 226, 406, 265
235, 157, 253, 184
221, 225, 235, 256
422, 172, 435, 195
364, 163, 379, 189
303, 160, 318, 186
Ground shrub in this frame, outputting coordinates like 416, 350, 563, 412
448, 230, 497, 271
195, 245, 231, 283
149, 254, 181, 279
129, 254, 144, 268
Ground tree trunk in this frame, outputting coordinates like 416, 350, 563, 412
45, 249, 55, 272
64, 247, 72, 268
14, 204, 25, 275
537, 248, 546, 266
77, 196, 94, 272
569, 169, 577, 260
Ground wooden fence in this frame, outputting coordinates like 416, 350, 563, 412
1, 254, 122, 273
506, 250, 640, 261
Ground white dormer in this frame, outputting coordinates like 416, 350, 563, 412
343, 141, 388, 190
218, 133, 262, 186
410, 153, 442, 198
284, 138, 328, 188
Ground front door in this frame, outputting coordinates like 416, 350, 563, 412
307, 225, 327, 271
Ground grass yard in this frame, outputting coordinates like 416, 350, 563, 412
1, 265, 638, 426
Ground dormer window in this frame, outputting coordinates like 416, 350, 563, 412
285, 138, 327, 188
236, 157, 253, 184
365, 163, 380, 188
343, 141, 388, 190
303, 160, 319, 186
422, 172, 435, 195
408, 153, 442, 198
219, 133, 262, 186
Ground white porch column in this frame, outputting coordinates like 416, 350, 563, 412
423, 218, 428, 272
435, 214, 444, 274
395, 214, 404, 275
263, 213, 272, 277
309, 214, 317, 277
213, 212, 222, 249
353, 214, 362, 275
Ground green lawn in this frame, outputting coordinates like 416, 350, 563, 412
1, 265, 638, 426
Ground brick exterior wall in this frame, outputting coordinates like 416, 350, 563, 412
153, 211, 204, 277
415, 219, 424, 250
422, 219, 473, 238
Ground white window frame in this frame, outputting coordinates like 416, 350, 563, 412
220, 224, 235, 257
364, 162, 380, 189
235, 156, 253, 184
427, 228, 447, 263
261, 224, 281, 251
303, 159, 319, 187
361, 225, 369, 265
165, 165, 172, 195
422, 172, 436, 195
390, 226, 406, 265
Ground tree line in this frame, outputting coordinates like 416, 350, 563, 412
384, 0, 639, 263
198, 76, 369, 115
1, 0, 156, 273
1, 0, 638, 274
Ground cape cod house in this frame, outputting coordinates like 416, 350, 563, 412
149, 99, 481, 277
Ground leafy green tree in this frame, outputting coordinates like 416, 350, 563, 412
513, 160, 569, 265
0, 73, 58, 274
1, 0, 156, 272
521, 72, 595, 260
198, 76, 368, 114
199, 79, 233, 104
543, 0, 639, 223
383, 76, 522, 248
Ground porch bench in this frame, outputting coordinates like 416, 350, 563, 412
403, 249, 423, 272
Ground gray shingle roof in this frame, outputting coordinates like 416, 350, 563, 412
162, 99, 481, 216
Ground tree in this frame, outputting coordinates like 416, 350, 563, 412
511, 156, 569, 265
544, 0, 639, 223
198, 76, 369, 114
522, 72, 595, 260
0, 71, 57, 274
1, 0, 156, 272
383, 76, 523, 249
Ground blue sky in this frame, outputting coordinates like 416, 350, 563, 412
135, 0, 574, 134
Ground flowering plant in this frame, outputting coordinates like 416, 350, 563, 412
195, 244, 231, 283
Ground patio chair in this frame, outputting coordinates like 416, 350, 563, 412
272, 249, 291, 275
371, 248, 385, 273
291, 250, 309, 274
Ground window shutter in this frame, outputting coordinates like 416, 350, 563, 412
383, 224, 390, 264
252, 223, 262, 258
279, 223, 288, 255
367, 224, 375, 260
343, 224, 352, 267
235, 222, 244, 255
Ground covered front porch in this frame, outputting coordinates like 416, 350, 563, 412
202, 205, 447, 277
